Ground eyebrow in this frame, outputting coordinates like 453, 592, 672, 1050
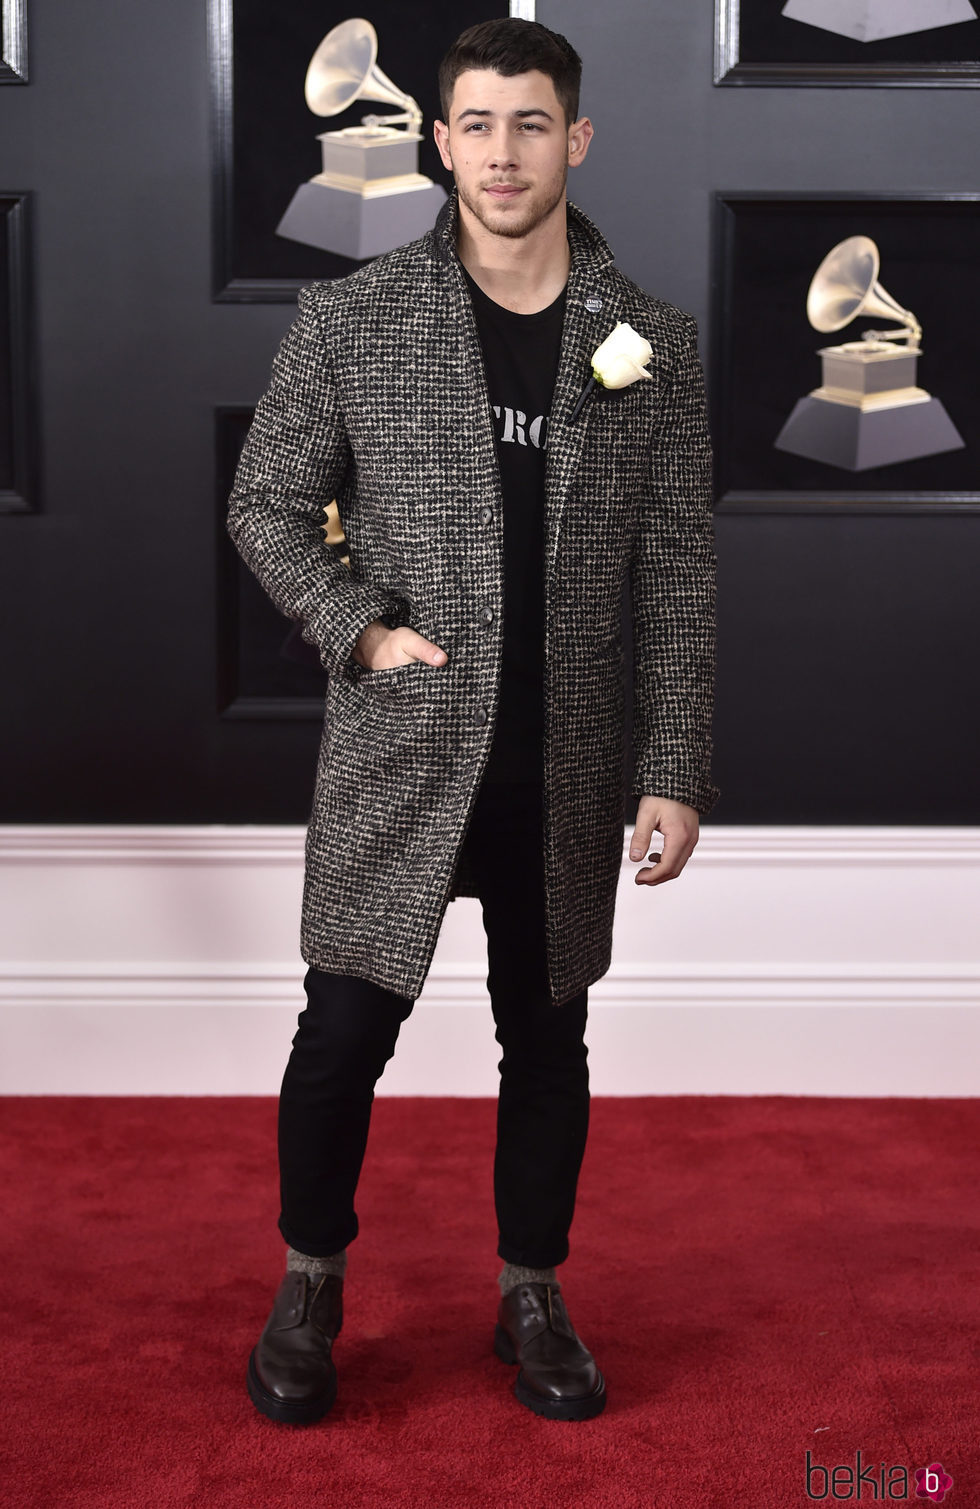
456, 107, 555, 122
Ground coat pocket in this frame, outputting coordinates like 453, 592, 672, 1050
329, 660, 440, 747
353, 658, 446, 706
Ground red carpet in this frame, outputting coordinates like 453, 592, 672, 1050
1, 1095, 975, 1507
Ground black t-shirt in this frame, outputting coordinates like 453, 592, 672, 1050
463, 267, 566, 783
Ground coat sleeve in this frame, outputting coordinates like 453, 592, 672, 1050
629, 314, 721, 814
225, 284, 407, 680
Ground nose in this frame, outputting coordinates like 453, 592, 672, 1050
487, 134, 518, 172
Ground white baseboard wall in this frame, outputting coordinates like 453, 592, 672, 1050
1, 825, 977, 1096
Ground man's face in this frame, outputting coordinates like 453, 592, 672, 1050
433, 69, 592, 241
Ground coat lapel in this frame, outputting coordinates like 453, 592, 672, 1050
543, 206, 621, 582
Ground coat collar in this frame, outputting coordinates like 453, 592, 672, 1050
430, 187, 616, 278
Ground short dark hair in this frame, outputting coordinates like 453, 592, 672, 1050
438, 18, 582, 128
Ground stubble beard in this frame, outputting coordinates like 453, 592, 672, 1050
456, 166, 568, 241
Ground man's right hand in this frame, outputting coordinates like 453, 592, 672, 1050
352, 620, 448, 672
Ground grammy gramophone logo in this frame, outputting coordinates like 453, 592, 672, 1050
781, 0, 977, 43
774, 235, 965, 472
276, 17, 446, 262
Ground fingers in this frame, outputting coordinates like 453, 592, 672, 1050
629, 805, 699, 887
632, 849, 662, 885
357, 623, 448, 670
635, 825, 695, 886
400, 628, 447, 667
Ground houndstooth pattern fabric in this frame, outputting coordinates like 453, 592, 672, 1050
226, 190, 719, 1007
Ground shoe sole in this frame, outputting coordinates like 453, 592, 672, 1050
493, 1323, 607, 1421
246, 1347, 337, 1426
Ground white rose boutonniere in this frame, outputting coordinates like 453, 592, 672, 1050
570, 321, 654, 423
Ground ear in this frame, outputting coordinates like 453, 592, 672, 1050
433, 119, 453, 173
567, 115, 594, 168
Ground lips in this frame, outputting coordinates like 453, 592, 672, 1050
485, 185, 526, 200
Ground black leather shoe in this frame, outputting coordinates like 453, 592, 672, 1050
494, 1282, 606, 1420
247, 1270, 343, 1425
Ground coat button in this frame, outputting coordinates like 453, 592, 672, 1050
480, 606, 494, 623
480, 506, 493, 524
474, 706, 488, 726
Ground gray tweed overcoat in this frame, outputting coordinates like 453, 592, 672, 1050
226, 189, 719, 1007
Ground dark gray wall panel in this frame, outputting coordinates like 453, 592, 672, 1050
0, 0, 976, 822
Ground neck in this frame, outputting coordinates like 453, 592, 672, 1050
455, 195, 571, 315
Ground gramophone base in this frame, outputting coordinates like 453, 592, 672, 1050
276, 179, 447, 261
774, 395, 965, 471
781, 0, 977, 43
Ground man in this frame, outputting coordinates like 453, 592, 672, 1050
227, 18, 719, 1427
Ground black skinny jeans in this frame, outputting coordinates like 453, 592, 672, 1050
276, 777, 591, 1269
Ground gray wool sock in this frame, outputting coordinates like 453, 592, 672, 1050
498, 1262, 559, 1297
286, 1245, 348, 1281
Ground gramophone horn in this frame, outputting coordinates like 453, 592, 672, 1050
806, 235, 921, 345
304, 17, 421, 127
